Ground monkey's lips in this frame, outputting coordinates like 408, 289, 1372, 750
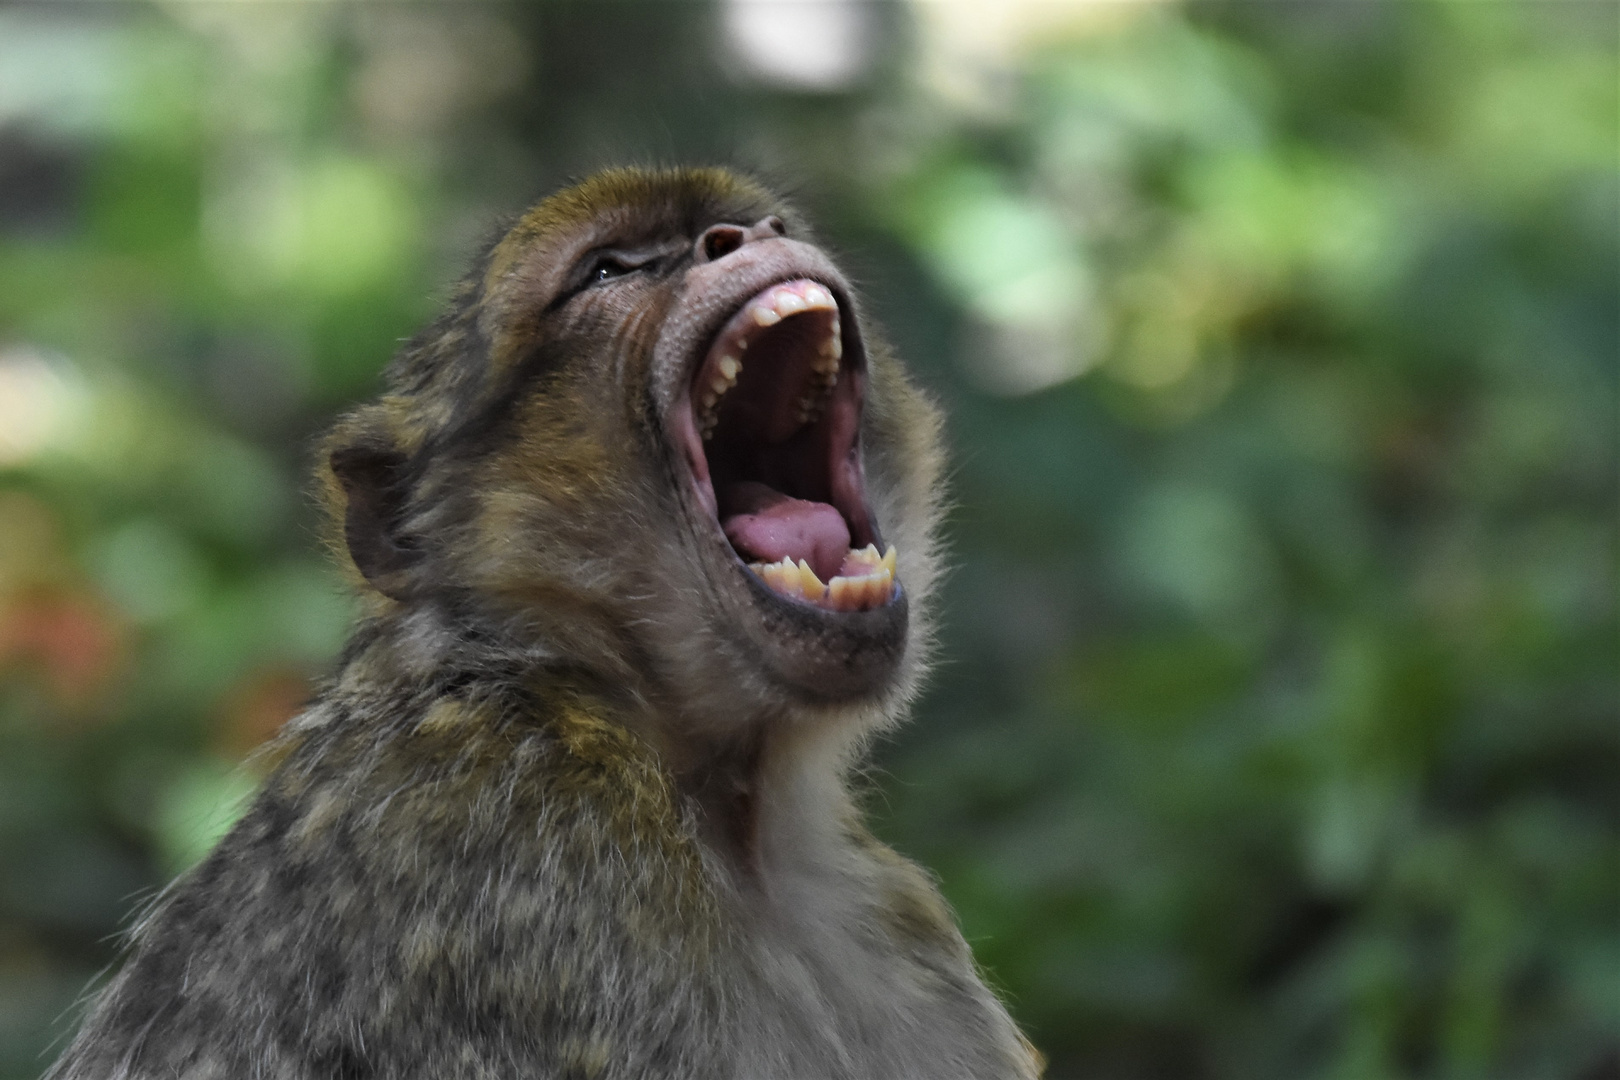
677, 278, 898, 615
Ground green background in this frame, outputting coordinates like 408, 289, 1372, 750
0, 2, 1614, 1077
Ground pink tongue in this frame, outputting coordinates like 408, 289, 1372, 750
721, 482, 850, 583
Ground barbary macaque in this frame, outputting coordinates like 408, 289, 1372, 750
48, 168, 1042, 1080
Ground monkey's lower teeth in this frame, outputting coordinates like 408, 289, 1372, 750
748, 544, 897, 611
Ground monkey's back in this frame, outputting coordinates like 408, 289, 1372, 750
47, 681, 1033, 1080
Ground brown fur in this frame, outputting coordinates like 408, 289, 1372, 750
47, 168, 1039, 1080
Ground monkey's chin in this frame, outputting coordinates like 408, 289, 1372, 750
662, 257, 909, 701
737, 561, 910, 701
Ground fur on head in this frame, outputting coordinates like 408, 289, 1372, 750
317, 168, 945, 754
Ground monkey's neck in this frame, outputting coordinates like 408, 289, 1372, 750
341, 606, 862, 890
677, 727, 768, 870
662, 716, 865, 897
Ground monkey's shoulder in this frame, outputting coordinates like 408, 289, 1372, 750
48, 688, 722, 1080
260, 685, 712, 917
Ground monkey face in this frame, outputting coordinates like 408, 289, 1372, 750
325, 170, 942, 716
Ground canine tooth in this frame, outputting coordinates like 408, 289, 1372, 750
797, 560, 825, 598
718, 355, 741, 380
776, 293, 807, 316
753, 306, 781, 327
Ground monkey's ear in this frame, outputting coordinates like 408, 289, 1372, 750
329, 444, 422, 601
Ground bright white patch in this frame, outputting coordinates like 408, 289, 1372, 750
722, 0, 874, 91
0, 346, 86, 465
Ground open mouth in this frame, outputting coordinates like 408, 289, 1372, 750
679, 279, 898, 613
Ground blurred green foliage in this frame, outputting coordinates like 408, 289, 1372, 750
0, 3, 1613, 1078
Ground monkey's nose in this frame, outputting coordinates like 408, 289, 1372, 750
695, 216, 786, 263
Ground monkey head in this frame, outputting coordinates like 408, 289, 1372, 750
321, 168, 943, 732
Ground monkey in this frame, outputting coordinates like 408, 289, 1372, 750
46, 168, 1043, 1080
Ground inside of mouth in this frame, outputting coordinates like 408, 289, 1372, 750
686, 279, 896, 612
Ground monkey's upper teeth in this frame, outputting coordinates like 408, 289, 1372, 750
744, 279, 837, 333
693, 277, 843, 444
697, 356, 745, 436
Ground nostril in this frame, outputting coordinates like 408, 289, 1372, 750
760, 215, 785, 236
700, 224, 747, 262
